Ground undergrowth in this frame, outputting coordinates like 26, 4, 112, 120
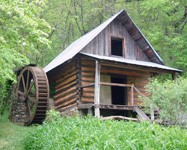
23, 110, 187, 150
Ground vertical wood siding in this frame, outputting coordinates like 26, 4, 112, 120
81, 19, 149, 61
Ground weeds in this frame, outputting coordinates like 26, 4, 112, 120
23, 110, 187, 150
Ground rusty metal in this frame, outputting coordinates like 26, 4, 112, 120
16, 66, 49, 125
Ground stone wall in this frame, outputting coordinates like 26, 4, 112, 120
9, 98, 27, 125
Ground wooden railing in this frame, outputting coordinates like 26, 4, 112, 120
81, 82, 147, 106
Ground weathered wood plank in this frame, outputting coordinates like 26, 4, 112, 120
101, 116, 139, 122
55, 75, 77, 90
55, 98, 77, 109
94, 60, 101, 117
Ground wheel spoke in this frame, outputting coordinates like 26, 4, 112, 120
28, 95, 36, 103
30, 102, 35, 110
25, 101, 31, 122
21, 75, 26, 93
18, 90, 24, 95
26, 70, 30, 91
27, 81, 34, 94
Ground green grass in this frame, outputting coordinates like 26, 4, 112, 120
0, 115, 35, 150
23, 111, 187, 150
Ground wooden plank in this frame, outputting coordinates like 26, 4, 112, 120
134, 106, 150, 121
100, 82, 131, 87
57, 103, 77, 112
55, 64, 76, 83
94, 60, 101, 117
82, 75, 95, 81
82, 81, 94, 86
82, 77, 95, 83
78, 103, 93, 109
54, 92, 77, 105
54, 86, 77, 100
101, 61, 173, 74
101, 116, 139, 122
130, 84, 134, 106
94, 104, 135, 110
56, 70, 76, 85
56, 74, 77, 89
55, 78, 77, 93
55, 98, 77, 109
101, 68, 147, 77
82, 92, 94, 97
55, 81, 77, 95
81, 97, 94, 103
81, 83, 94, 88
81, 71, 94, 76
81, 66, 95, 72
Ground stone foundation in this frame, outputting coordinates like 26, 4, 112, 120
9, 98, 27, 125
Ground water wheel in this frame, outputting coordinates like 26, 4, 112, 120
13, 65, 49, 125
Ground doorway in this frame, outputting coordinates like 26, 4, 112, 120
111, 76, 128, 105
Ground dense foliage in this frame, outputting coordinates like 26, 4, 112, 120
0, 0, 51, 113
43, 0, 187, 72
23, 110, 187, 150
0, 0, 51, 83
144, 77, 187, 125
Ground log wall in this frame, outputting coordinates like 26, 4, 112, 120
127, 74, 150, 105
53, 60, 79, 112
81, 19, 149, 61
53, 56, 150, 113
81, 57, 95, 103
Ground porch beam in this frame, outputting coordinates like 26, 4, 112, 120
101, 62, 176, 74
94, 60, 101, 117
100, 82, 131, 87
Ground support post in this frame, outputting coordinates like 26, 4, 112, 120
172, 72, 177, 80
94, 60, 101, 117
130, 84, 134, 106
150, 104, 154, 120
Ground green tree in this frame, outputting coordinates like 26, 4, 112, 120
0, 0, 51, 83
0, 0, 51, 113
144, 78, 187, 125
137, 0, 187, 72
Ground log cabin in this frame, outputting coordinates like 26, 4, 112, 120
44, 10, 181, 120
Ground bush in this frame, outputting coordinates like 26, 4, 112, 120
23, 110, 187, 150
144, 77, 187, 125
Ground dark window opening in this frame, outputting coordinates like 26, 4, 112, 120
111, 76, 128, 105
111, 38, 123, 56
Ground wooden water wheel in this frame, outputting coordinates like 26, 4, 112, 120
14, 65, 49, 125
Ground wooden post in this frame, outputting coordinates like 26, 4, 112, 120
150, 104, 154, 120
130, 84, 134, 106
94, 60, 101, 117
172, 72, 177, 80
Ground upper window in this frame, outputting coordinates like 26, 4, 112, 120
111, 37, 123, 56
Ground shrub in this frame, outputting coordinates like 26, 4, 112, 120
144, 77, 187, 125
23, 110, 187, 150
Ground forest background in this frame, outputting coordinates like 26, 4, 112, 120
0, 0, 187, 113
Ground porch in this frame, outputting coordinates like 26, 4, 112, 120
79, 58, 153, 120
